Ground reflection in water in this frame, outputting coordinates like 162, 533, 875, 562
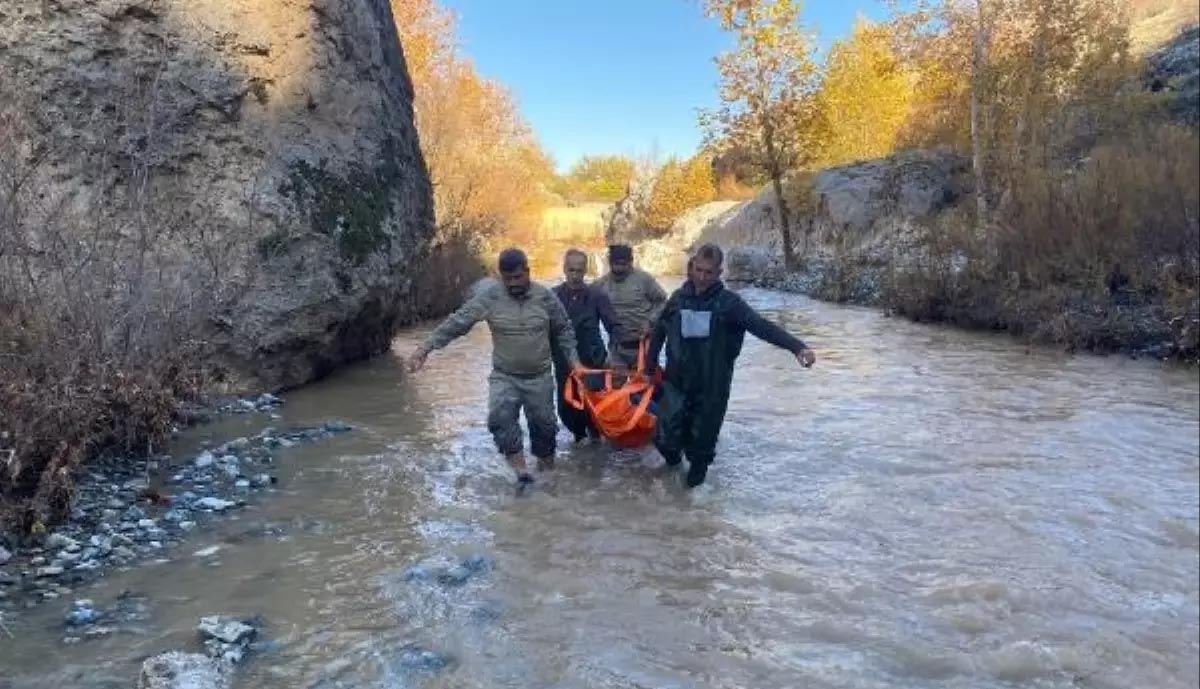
1, 288, 1197, 689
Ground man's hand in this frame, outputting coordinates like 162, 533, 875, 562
406, 348, 429, 374
796, 347, 816, 368
640, 322, 654, 339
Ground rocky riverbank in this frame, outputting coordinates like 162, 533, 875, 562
0, 394, 352, 626
629, 142, 1198, 362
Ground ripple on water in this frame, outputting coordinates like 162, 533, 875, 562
1, 288, 1197, 689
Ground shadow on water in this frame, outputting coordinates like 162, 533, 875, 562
1, 286, 1197, 689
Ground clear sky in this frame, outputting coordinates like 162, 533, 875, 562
438, 0, 889, 171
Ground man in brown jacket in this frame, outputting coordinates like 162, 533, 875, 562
407, 248, 580, 485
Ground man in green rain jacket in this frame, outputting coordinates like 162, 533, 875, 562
647, 244, 817, 488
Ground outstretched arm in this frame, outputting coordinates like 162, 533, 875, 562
729, 295, 816, 367
407, 291, 490, 372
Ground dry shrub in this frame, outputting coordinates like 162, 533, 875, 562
641, 155, 718, 233
715, 173, 760, 201
0, 77, 245, 536
885, 124, 1200, 356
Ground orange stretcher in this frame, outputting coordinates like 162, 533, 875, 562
562, 339, 662, 449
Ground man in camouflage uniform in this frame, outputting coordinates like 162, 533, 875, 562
407, 249, 580, 485
595, 243, 668, 369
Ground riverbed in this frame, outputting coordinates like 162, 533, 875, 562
1, 286, 1197, 689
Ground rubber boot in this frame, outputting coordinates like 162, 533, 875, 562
659, 447, 682, 468
507, 452, 534, 485
685, 460, 708, 488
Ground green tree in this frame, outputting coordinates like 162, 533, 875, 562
700, 0, 824, 269
561, 155, 637, 203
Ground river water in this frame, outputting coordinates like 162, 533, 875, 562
1, 286, 1198, 689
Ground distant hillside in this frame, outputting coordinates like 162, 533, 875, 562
1131, 0, 1199, 52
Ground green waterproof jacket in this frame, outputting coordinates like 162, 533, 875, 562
648, 280, 807, 397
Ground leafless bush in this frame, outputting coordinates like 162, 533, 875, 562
0, 70, 254, 535
883, 123, 1200, 356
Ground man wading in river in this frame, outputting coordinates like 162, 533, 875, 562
551, 249, 624, 444
407, 249, 581, 485
595, 244, 667, 370
648, 244, 816, 488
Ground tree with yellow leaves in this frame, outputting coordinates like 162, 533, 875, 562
816, 19, 915, 167
558, 155, 637, 203
642, 154, 717, 231
700, 0, 824, 269
392, 0, 555, 240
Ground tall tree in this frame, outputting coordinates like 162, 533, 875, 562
969, 0, 991, 229
392, 0, 555, 238
816, 19, 915, 166
700, 0, 823, 270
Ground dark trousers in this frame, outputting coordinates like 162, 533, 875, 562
553, 354, 606, 441
653, 380, 731, 466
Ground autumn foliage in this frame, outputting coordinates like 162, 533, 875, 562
642, 155, 718, 232
393, 0, 555, 243
554, 155, 638, 204
699, 0, 1198, 356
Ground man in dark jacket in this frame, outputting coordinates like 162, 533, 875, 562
647, 244, 816, 488
551, 248, 624, 443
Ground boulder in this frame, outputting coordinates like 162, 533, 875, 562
604, 174, 654, 245
634, 149, 970, 281
725, 246, 781, 283
633, 201, 742, 276
138, 652, 230, 689
0, 0, 436, 391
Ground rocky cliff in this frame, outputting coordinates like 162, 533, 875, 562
0, 0, 435, 390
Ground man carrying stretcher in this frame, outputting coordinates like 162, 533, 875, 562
407, 248, 580, 486
647, 244, 816, 488
550, 249, 625, 445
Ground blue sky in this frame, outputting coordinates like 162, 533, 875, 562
438, 0, 889, 171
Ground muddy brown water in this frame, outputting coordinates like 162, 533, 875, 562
1, 286, 1197, 689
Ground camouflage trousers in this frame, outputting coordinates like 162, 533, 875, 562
487, 370, 558, 459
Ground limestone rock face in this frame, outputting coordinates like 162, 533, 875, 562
604, 174, 654, 245
0, 0, 435, 390
632, 150, 970, 281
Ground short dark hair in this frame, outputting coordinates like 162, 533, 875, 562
497, 248, 528, 273
608, 244, 633, 262
693, 243, 724, 267
563, 248, 588, 263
